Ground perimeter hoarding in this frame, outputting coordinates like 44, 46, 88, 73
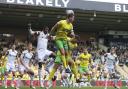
0, 0, 128, 13
0, 80, 124, 87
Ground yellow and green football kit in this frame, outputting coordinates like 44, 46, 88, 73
79, 53, 92, 74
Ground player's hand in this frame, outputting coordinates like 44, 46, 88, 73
48, 35, 56, 40
47, 35, 52, 40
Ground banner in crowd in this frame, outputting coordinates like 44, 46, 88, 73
0, 0, 128, 13
0, 80, 125, 87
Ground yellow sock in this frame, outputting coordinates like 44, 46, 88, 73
80, 73, 83, 79
66, 54, 70, 61
48, 68, 57, 81
0, 75, 2, 80
1, 75, 4, 81
71, 63, 78, 79
87, 75, 91, 82
61, 55, 67, 68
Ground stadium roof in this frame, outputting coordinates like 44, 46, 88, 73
0, 4, 128, 32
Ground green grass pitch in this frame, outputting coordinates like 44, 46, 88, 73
0, 86, 128, 89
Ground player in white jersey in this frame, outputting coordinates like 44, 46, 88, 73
29, 26, 55, 87
104, 49, 117, 74
17, 43, 35, 89
4, 44, 18, 88
104, 48, 118, 89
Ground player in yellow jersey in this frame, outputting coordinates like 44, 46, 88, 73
50, 10, 75, 73
0, 48, 8, 85
78, 48, 92, 82
46, 10, 75, 89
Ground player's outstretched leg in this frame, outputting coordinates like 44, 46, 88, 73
45, 64, 59, 89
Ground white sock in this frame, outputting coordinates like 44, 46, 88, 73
38, 69, 43, 87
105, 78, 108, 89
64, 79, 68, 87
46, 60, 53, 70
11, 76, 15, 85
4, 76, 7, 86
62, 79, 66, 87
17, 77, 21, 88
30, 75, 34, 86
2, 79, 4, 85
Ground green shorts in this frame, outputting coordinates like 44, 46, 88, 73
55, 39, 69, 51
0, 67, 6, 74
79, 66, 89, 74
54, 50, 72, 64
55, 55, 62, 64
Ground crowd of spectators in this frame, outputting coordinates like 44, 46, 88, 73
109, 40, 128, 66
1, 33, 128, 80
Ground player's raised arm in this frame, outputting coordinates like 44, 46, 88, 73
28, 23, 35, 35
28, 23, 40, 35
29, 28, 35, 35
28, 27, 40, 35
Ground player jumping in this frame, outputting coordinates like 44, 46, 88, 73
46, 10, 76, 89
29, 26, 55, 88
50, 10, 75, 73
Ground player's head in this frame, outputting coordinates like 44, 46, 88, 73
12, 44, 16, 50
43, 26, 49, 34
66, 10, 75, 23
83, 48, 88, 54
110, 47, 115, 54
28, 43, 33, 51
